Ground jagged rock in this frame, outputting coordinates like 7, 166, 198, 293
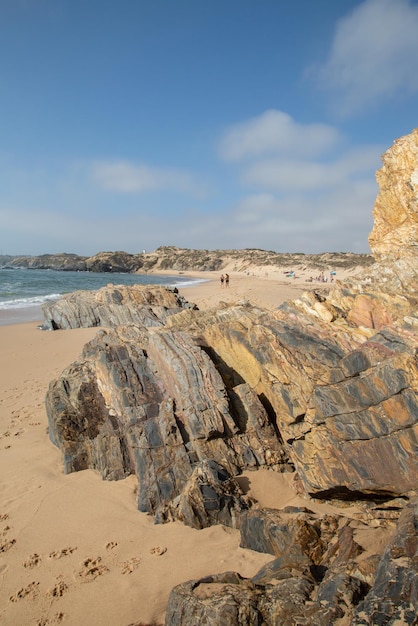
290, 321, 418, 498
369, 128, 418, 262
41, 284, 195, 330
240, 508, 325, 563
165, 294, 418, 502
46, 323, 289, 526
164, 515, 369, 626
9, 252, 87, 271
85, 250, 143, 273
46, 292, 418, 508
352, 500, 418, 624
165, 572, 263, 626
161, 460, 253, 529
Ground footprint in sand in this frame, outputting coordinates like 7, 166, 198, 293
37, 612, 66, 625
150, 546, 167, 556
10, 581, 40, 602
1, 538, 16, 553
74, 557, 108, 582
49, 546, 77, 559
1, 524, 11, 537
47, 578, 69, 599
23, 553, 42, 568
105, 540, 118, 550
119, 557, 141, 574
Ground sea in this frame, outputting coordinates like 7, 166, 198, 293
0, 267, 203, 326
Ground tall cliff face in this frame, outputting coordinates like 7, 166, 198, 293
369, 128, 418, 261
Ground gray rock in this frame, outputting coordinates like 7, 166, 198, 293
41, 284, 195, 330
46, 324, 289, 527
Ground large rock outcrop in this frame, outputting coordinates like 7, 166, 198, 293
369, 128, 418, 262
84, 250, 143, 273
44, 128, 418, 624
41, 284, 195, 330
166, 501, 418, 625
9, 252, 87, 271
46, 320, 287, 527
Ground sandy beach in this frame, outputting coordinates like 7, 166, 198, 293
0, 270, 359, 625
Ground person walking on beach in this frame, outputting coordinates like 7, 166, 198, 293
220, 274, 225, 288
225, 273, 229, 288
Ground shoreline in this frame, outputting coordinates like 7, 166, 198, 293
0, 304, 44, 326
0, 267, 340, 327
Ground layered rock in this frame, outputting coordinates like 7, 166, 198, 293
9, 252, 87, 271
84, 250, 143, 273
166, 501, 418, 625
369, 128, 418, 261
46, 321, 288, 527
41, 284, 195, 330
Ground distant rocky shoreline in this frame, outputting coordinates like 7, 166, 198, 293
1, 247, 374, 274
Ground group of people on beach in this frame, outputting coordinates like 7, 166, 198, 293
317, 271, 335, 283
220, 273, 229, 288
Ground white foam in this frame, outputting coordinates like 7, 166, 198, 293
0, 293, 62, 310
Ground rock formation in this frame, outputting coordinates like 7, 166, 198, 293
369, 127, 418, 262
44, 128, 418, 624
41, 284, 195, 330
84, 250, 144, 273
9, 252, 88, 271
6, 247, 374, 274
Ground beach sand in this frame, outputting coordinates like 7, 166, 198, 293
0, 269, 367, 625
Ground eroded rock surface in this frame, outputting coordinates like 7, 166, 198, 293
42, 284, 195, 329
46, 322, 288, 526
369, 128, 418, 262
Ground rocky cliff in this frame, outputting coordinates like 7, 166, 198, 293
6, 247, 374, 274
8, 252, 88, 271
44, 128, 418, 625
369, 127, 418, 262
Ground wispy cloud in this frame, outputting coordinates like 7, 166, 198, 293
229, 179, 376, 253
91, 160, 205, 196
242, 146, 380, 191
218, 110, 341, 162
215, 109, 381, 252
312, 0, 418, 114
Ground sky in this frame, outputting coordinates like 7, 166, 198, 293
1, 0, 418, 256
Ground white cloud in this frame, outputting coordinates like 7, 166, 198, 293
91, 160, 204, 196
218, 110, 341, 162
313, 0, 418, 113
242, 146, 381, 191
228, 179, 376, 252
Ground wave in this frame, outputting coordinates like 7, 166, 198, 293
0, 293, 62, 310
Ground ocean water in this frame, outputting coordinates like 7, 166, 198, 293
0, 268, 202, 326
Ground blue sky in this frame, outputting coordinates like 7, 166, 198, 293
1, 0, 417, 256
